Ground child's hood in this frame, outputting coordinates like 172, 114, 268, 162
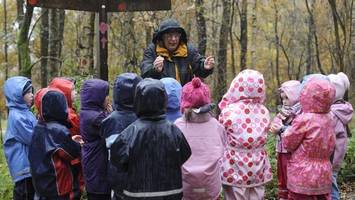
4, 76, 32, 109
134, 78, 167, 118
113, 73, 142, 111
161, 77, 182, 111
328, 72, 350, 101
219, 69, 265, 109
48, 77, 75, 108
300, 79, 335, 113
35, 88, 69, 126
80, 79, 109, 110
279, 80, 301, 106
331, 101, 353, 125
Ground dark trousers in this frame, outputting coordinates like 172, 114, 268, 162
13, 177, 35, 200
87, 193, 111, 200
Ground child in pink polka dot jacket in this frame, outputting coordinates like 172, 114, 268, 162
218, 69, 272, 200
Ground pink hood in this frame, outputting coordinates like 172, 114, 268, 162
219, 69, 265, 110
300, 79, 335, 113
279, 80, 301, 106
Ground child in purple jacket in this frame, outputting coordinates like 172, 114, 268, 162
328, 72, 353, 200
80, 79, 111, 200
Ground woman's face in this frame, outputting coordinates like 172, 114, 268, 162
162, 30, 181, 52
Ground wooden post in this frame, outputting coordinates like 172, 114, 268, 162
98, 1, 108, 80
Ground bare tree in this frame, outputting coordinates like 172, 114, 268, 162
3, 0, 9, 79
77, 12, 95, 75
195, 0, 207, 55
216, 0, 231, 108
48, 9, 65, 79
250, 0, 257, 68
40, 8, 49, 87
17, 0, 34, 77
273, 0, 281, 87
305, 0, 325, 74
240, 0, 247, 71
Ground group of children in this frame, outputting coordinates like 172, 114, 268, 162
3, 69, 353, 200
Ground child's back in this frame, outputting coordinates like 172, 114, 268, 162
175, 77, 224, 200
80, 79, 111, 197
29, 88, 81, 199
110, 78, 191, 200
219, 69, 272, 200
283, 79, 336, 197
101, 73, 142, 197
3, 76, 36, 199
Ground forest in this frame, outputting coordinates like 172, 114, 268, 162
1, 0, 355, 199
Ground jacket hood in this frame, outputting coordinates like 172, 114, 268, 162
331, 101, 353, 125
301, 73, 329, 89
152, 18, 188, 44
113, 73, 142, 111
35, 88, 70, 127
160, 77, 182, 111
134, 78, 167, 118
4, 76, 32, 109
300, 79, 335, 113
48, 77, 75, 107
279, 80, 301, 106
80, 79, 109, 110
218, 69, 266, 110
328, 72, 350, 101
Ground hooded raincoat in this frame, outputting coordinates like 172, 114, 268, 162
29, 89, 81, 198
3, 76, 37, 183
49, 77, 80, 136
140, 19, 213, 86
80, 79, 110, 194
218, 69, 273, 188
101, 73, 142, 193
283, 79, 336, 195
110, 78, 191, 200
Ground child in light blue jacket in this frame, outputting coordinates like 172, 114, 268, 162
3, 76, 37, 200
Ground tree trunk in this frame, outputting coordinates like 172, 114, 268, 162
306, 0, 325, 74
250, 0, 257, 68
240, 0, 248, 71
229, 0, 236, 76
215, 0, 231, 108
350, 1, 355, 103
329, 0, 345, 72
40, 8, 49, 87
305, 0, 313, 75
17, 2, 33, 78
195, 0, 207, 55
48, 9, 65, 79
273, 0, 281, 88
4, 0, 9, 79
78, 12, 95, 75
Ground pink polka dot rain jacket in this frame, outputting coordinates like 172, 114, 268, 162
218, 69, 273, 187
